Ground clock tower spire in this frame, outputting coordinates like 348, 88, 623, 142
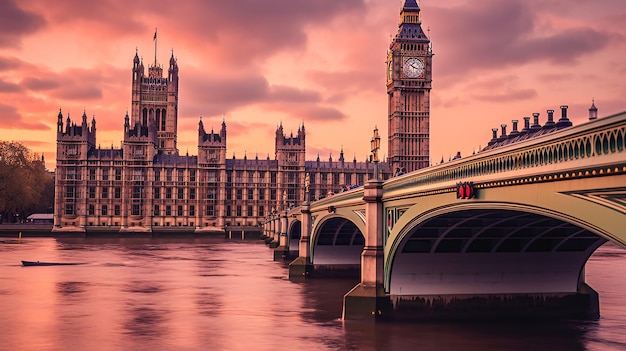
387, 0, 432, 172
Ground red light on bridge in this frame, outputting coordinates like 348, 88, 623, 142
456, 182, 475, 199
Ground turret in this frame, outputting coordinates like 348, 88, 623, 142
589, 100, 598, 120
57, 109, 63, 134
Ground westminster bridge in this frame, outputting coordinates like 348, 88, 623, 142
262, 109, 626, 321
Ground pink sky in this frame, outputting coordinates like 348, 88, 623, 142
0, 0, 624, 170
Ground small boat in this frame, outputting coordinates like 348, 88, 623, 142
21, 260, 84, 267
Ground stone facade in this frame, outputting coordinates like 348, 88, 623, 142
54, 52, 390, 233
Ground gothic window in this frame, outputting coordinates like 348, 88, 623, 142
154, 205, 160, 216
206, 188, 216, 200
154, 187, 161, 199
189, 188, 196, 200
178, 169, 184, 182
101, 187, 109, 199
156, 109, 161, 131
177, 206, 183, 216
248, 171, 254, 183
114, 205, 121, 216
177, 188, 184, 200
247, 188, 254, 200
154, 169, 160, 181
115, 187, 121, 199
65, 186, 76, 199
321, 173, 328, 182
66, 145, 79, 157
89, 169, 96, 180
236, 189, 242, 200
114, 169, 121, 181
65, 203, 74, 215
259, 171, 266, 183
333, 173, 340, 185
247, 206, 253, 217
259, 206, 265, 217
166, 169, 172, 181
206, 205, 214, 216
66, 168, 77, 180
270, 172, 277, 183
270, 189, 276, 201
189, 170, 196, 182
208, 171, 217, 182
133, 187, 142, 199
161, 109, 166, 131
190, 205, 195, 216
226, 206, 232, 217
142, 108, 148, 126
259, 189, 265, 200
88, 205, 95, 216
165, 187, 172, 199
102, 168, 109, 181
236, 206, 242, 217
88, 187, 96, 199
133, 169, 143, 181
166, 205, 171, 216
132, 204, 140, 216
101, 205, 108, 216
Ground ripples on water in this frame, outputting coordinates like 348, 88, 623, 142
0, 238, 624, 351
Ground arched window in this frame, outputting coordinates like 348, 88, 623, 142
156, 109, 161, 131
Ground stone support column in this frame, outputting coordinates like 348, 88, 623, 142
289, 203, 312, 278
273, 210, 288, 258
342, 179, 391, 320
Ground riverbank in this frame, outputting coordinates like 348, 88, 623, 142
0, 224, 262, 239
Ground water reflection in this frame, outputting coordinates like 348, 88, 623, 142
0, 238, 624, 351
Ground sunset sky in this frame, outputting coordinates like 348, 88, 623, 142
0, 0, 624, 170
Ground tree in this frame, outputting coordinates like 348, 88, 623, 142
0, 141, 54, 223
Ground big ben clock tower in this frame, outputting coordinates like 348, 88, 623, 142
387, 0, 432, 173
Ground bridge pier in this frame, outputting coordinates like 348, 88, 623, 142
343, 179, 392, 320
289, 203, 313, 278
273, 210, 289, 259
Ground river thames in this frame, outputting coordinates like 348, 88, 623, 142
0, 237, 624, 351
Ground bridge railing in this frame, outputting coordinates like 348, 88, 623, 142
384, 111, 626, 196
288, 111, 626, 213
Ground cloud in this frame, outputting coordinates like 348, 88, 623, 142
0, 0, 46, 47
0, 56, 24, 71
473, 88, 538, 102
0, 79, 22, 92
0, 103, 49, 130
429, 0, 618, 80
21, 77, 60, 91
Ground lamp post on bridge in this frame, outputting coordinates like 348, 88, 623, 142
370, 127, 381, 180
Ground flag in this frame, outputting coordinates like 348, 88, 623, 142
153, 29, 157, 41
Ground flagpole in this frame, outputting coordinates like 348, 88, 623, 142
154, 28, 157, 66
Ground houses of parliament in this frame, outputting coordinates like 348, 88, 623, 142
53, 0, 431, 232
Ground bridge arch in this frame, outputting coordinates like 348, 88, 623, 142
311, 215, 364, 266
386, 203, 606, 295
384, 177, 625, 296
288, 219, 301, 254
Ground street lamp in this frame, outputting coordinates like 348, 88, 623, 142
370, 127, 381, 180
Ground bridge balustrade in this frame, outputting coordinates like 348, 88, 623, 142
385, 112, 626, 194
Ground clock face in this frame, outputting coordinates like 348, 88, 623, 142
403, 57, 425, 78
